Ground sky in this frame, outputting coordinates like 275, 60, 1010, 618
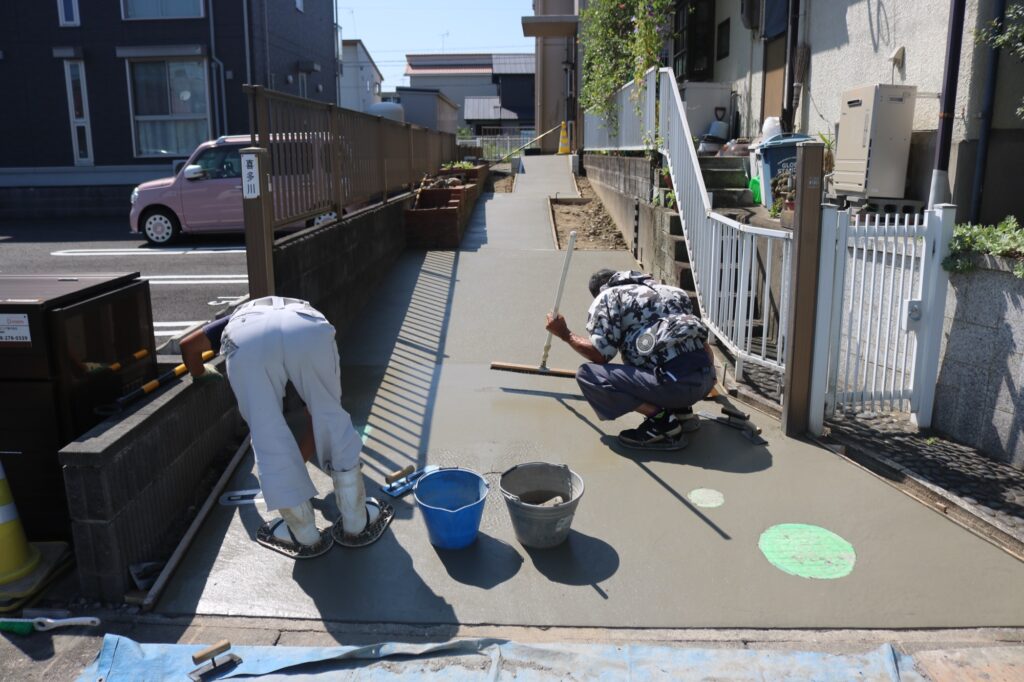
334, 0, 537, 89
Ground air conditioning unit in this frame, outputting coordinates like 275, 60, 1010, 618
834, 84, 917, 199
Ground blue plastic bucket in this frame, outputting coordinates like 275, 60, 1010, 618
413, 468, 489, 549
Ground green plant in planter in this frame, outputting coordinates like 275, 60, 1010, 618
942, 215, 1024, 277
441, 161, 474, 170
769, 197, 785, 219
665, 190, 676, 209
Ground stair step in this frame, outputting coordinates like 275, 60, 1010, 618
698, 156, 746, 170
668, 213, 683, 236
702, 167, 749, 190
710, 188, 754, 209
669, 234, 691, 262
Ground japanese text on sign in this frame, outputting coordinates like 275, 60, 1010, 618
241, 153, 260, 199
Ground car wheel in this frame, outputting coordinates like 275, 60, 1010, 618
142, 209, 181, 245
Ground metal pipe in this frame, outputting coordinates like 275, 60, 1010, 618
969, 0, 1007, 222
928, 0, 967, 207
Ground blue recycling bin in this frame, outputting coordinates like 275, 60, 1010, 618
757, 133, 812, 208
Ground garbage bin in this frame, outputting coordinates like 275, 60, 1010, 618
0, 273, 156, 540
757, 133, 812, 208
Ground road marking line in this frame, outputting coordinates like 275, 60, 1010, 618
153, 321, 202, 326
142, 275, 248, 285
51, 246, 245, 256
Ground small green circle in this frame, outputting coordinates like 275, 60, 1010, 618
687, 488, 724, 508
759, 524, 856, 579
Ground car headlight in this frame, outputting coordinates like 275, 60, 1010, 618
130, 187, 139, 205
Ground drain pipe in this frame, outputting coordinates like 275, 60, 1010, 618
782, 0, 801, 132
969, 0, 1007, 222
928, 0, 967, 208
242, 0, 252, 85
208, 0, 228, 135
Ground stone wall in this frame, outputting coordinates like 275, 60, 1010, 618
273, 196, 412, 335
934, 256, 1024, 468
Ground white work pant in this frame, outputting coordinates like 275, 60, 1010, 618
223, 297, 363, 511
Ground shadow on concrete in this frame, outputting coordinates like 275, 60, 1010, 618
458, 193, 496, 252
433, 533, 523, 589
523, 530, 619, 599
341, 250, 459, 483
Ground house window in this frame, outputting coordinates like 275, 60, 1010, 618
298, 73, 308, 98
127, 59, 209, 157
121, 0, 203, 20
58, 0, 80, 26
63, 60, 93, 164
672, 0, 715, 81
717, 19, 730, 61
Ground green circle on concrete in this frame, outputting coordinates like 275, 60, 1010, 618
758, 524, 856, 580
687, 488, 724, 508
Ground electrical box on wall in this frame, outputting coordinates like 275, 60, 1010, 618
834, 84, 917, 199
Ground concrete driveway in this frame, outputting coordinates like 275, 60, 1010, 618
158, 156, 1024, 630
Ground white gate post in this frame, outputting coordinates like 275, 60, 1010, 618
808, 204, 840, 435
911, 204, 956, 428
824, 209, 851, 415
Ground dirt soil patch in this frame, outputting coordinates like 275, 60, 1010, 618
552, 176, 627, 250
484, 162, 514, 193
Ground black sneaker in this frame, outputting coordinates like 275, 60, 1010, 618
673, 407, 702, 433
618, 411, 688, 450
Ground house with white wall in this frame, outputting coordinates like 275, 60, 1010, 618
666, 0, 1024, 224
340, 39, 382, 112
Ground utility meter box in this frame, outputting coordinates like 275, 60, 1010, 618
834, 84, 916, 198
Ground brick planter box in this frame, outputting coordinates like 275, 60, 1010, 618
405, 182, 481, 249
437, 164, 489, 184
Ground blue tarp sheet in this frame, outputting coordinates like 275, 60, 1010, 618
78, 634, 927, 681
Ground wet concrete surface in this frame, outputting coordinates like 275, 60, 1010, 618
157, 158, 1024, 629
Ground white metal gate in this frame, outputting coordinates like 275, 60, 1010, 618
809, 205, 956, 433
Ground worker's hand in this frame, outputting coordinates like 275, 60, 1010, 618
545, 313, 571, 341
193, 363, 223, 383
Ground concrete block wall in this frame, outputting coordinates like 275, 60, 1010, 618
60, 356, 241, 601
934, 257, 1024, 469
583, 154, 681, 287
273, 197, 411, 335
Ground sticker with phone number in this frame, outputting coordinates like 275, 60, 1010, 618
0, 314, 31, 345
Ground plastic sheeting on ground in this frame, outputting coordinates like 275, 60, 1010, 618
77, 634, 928, 681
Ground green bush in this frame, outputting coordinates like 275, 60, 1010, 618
942, 215, 1024, 277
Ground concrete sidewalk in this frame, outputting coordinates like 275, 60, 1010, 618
155, 156, 1024, 632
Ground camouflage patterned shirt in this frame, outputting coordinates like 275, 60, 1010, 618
585, 271, 708, 370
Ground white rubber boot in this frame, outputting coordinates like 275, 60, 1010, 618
332, 464, 381, 535
276, 499, 321, 546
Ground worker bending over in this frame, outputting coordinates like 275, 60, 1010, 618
181, 296, 392, 559
545, 270, 716, 450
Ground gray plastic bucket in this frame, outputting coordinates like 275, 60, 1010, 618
499, 462, 584, 549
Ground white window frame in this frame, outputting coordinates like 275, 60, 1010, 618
63, 60, 94, 165
124, 58, 212, 159
120, 0, 204, 21
57, 0, 80, 27
298, 73, 308, 98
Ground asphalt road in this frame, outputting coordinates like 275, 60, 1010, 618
0, 218, 248, 349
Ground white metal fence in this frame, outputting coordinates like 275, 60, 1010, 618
458, 134, 539, 161
584, 70, 657, 151
653, 67, 793, 373
809, 205, 955, 432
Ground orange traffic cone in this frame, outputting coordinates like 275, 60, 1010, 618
557, 121, 570, 155
0, 462, 40, 586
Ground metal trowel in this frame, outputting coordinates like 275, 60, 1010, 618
381, 464, 438, 498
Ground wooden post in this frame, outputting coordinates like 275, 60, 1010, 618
781, 141, 825, 437
407, 123, 414, 189
377, 116, 387, 204
241, 146, 274, 298
328, 105, 343, 213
